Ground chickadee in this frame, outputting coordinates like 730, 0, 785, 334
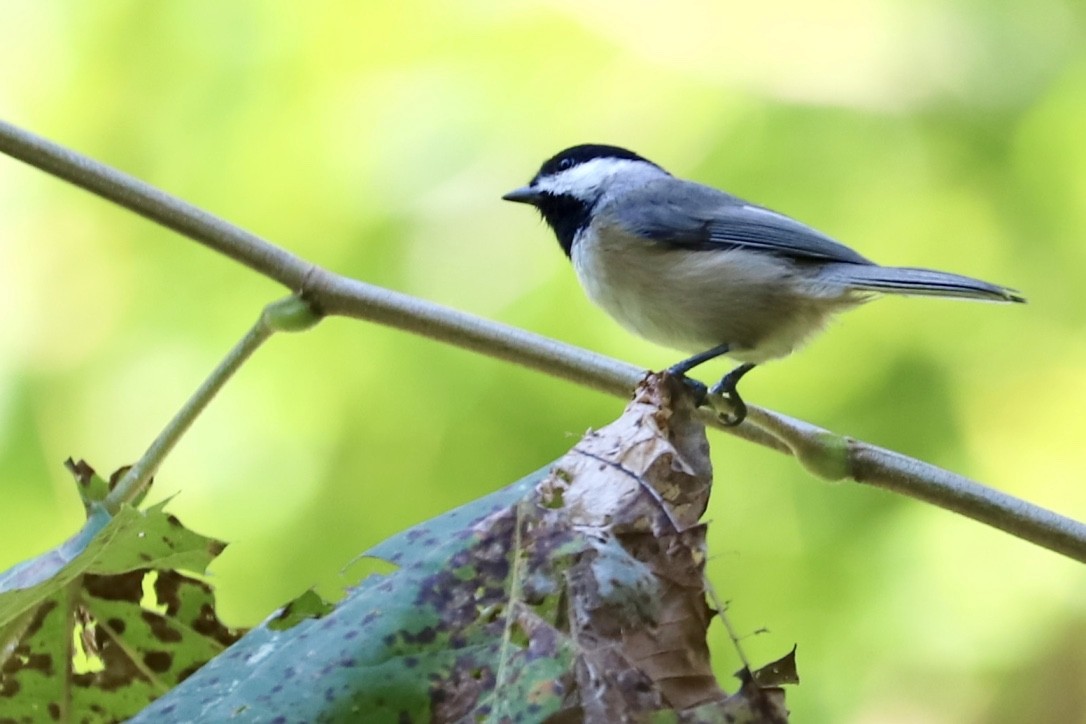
503, 144, 1025, 425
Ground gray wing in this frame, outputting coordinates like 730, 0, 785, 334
607, 178, 874, 265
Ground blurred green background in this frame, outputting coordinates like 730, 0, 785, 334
2, 1, 1085, 721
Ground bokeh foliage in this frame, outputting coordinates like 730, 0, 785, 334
1, 1, 1084, 721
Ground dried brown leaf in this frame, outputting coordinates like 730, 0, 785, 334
538, 374, 728, 719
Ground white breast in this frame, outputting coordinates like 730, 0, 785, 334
571, 224, 863, 364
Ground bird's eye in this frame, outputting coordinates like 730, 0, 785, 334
558, 158, 574, 171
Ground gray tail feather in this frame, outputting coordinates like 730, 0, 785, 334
822, 265, 1026, 303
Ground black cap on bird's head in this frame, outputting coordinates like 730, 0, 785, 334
502, 144, 658, 203
533, 144, 657, 183
503, 144, 665, 256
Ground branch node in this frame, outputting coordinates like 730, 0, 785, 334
263, 295, 323, 333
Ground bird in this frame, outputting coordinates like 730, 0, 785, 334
502, 144, 1025, 425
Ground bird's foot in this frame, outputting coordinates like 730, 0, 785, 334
708, 363, 757, 427
663, 364, 709, 406
708, 381, 747, 426
680, 377, 709, 407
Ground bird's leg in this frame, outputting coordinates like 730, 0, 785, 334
667, 343, 732, 376
709, 363, 757, 426
665, 343, 732, 405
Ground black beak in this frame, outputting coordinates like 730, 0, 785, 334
502, 185, 544, 205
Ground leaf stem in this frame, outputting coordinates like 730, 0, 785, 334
102, 298, 313, 513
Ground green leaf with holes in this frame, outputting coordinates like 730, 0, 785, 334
0, 470, 241, 724
129, 469, 565, 723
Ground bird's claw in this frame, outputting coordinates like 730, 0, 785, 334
709, 380, 747, 426
681, 377, 709, 407
664, 367, 709, 406
665, 359, 754, 426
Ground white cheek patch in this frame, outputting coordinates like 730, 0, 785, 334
535, 157, 647, 199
